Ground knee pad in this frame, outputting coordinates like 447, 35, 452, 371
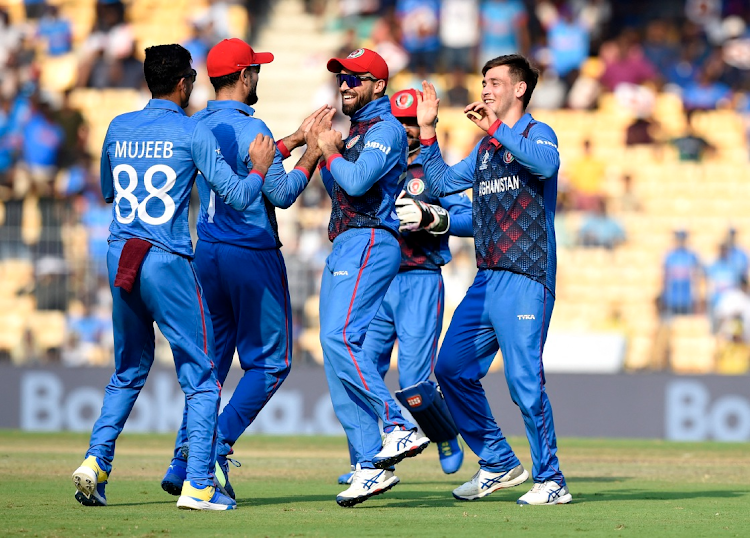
395, 380, 459, 443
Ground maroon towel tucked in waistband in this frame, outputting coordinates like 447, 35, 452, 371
114, 238, 153, 293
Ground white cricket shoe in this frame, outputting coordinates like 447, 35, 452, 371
517, 481, 572, 505
452, 464, 529, 500
336, 465, 400, 507
372, 426, 430, 469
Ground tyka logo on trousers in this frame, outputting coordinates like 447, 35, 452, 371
517, 314, 536, 320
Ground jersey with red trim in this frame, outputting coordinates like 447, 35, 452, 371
191, 100, 308, 249
99, 99, 262, 257
472, 121, 555, 290
419, 113, 560, 294
324, 96, 407, 241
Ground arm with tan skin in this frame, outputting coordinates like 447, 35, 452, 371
276, 105, 333, 156
416, 81, 476, 196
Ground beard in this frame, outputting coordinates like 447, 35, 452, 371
180, 91, 191, 109
246, 88, 258, 106
341, 86, 373, 117
407, 135, 420, 153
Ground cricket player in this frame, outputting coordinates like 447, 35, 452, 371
417, 54, 572, 505
336, 88, 473, 485
315, 48, 430, 507
160, 38, 334, 499
72, 44, 274, 510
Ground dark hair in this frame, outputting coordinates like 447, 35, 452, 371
144, 44, 192, 98
209, 71, 242, 92
481, 54, 539, 109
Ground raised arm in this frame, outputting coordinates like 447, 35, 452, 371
464, 98, 560, 180
275, 105, 333, 157
488, 120, 560, 179
319, 122, 404, 197
241, 120, 309, 209
417, 80, 475, 196
191, 121, 263, 212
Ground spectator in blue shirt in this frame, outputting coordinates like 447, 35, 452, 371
726, 227, 749, 281
37, 5, 72, 56
707, 242, 742, 332
19, 99, 64, 196
479, 0, 529, 66
660, 230, 702, 316
578, 198, 626, 249
545, 6, 590, 79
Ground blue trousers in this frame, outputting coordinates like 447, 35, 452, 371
173, 241, 293, 458
434, 269, 565, 485
363, 270, 444, 388
87, 240, 219, 487
319, 229, 415, 467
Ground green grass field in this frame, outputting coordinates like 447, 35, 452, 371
2, 431, 749, 537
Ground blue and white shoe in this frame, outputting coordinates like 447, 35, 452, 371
176, 481, 237, 511
336, 464, 400, 507
338, 465, 355, 485
438, 437, 464, 474
161, 458, 187, 496
517, 481, 572, 505
452, 465, 529, 500
215, 453, 240, 500
372, 426, 430, 469
72, 455, 108, 506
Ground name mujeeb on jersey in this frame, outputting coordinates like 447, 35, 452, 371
115, 140, 174, 159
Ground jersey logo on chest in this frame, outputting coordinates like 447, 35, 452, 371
407, 178, 425, 196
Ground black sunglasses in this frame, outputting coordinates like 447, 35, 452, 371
248, 64, 261, 74
180, 69, 197, 83
336, 73, 378, 88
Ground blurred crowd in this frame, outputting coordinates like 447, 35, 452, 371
1, 0, 750, 373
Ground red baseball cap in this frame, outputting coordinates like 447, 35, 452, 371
390, 89, 421, 119
206, 38, 274, 77
326, 48, 389, 82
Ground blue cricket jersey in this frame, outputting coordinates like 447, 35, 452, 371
192, 100, 309, 249
663, 247, 701, 310
421, 113, 560, 294
100, 99, 263, 257
398, 154, 472, 271
320, 96, 408, 241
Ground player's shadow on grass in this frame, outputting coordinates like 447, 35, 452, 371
575, 489, 749, 503
566, 476, 629, 483
236, 494, 336, 506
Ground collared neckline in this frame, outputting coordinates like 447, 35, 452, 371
408, 151, 424, 168
351, 95, 391, 122
510, 112, 533, 134
207, 100, 255, 116
145, 99, 187, 115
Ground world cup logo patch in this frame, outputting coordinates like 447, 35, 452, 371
503, 150, 514, 164
347, 48, 365, 59
407, 178, 425, 195
395, 93, 414, 109
345, 135, 360, 149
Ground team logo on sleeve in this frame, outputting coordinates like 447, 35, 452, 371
407, 178, 425, 195
347, 48, 365, 59
395, 93, 414, 109
345, 135, 360, 149
503, 150, 514, 164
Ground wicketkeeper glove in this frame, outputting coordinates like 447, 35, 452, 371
395, 196, 450, 234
